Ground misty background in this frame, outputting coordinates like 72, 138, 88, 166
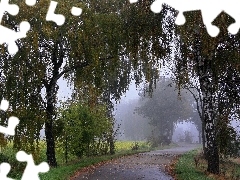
53, 65, 240, 146
51, 66, 202, 145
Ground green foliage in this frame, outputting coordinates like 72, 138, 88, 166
217, 119, 240, 158
57, 101, 113, 159
131, 142, 139, 151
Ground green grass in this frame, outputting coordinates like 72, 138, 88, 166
174, 149, 240, 180
174, 149, 214, 180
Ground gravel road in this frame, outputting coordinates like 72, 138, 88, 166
71, 143, 199, 180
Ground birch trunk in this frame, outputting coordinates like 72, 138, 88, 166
195, 37, 219, 174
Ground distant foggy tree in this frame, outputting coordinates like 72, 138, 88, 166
136, 78, 193, 145
178, 83, 203, 145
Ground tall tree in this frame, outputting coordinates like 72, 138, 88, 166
172, 10, 240, 173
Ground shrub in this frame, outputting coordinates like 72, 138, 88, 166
56, 101, 114, 162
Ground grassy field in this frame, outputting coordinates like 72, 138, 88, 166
173, 149, 240, 180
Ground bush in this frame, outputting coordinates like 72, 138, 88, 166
217, 121, 240, 158
56, 101, 114, 161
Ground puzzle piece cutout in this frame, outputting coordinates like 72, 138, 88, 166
0, 0, 35, 54
0, 100, 19, 136
0, 0, 19, 24
0, 99, 49, 179
130, 0, 240, 37
25, 0, 37, 6
0, 163, 14, 180
16, 151, 49, 180
0, 21, 30, 54
0, 116, 19, 136
0, 151, 49, 180
46, 0, 82, 26
71, 6, 82, 16
0, 99, 9, 111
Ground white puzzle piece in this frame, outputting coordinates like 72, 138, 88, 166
16, 151, 49, 180
0, 100, 19, 136
46, 1, 82, 25
71, 6, 82, 16
0, 99, 9, 111
130, 0, 240, 37
0, 116, 19, 136
0, 163, 14, 180
46, 1, 65, 26
0, 0, 32, 54
25, 0, 37, 6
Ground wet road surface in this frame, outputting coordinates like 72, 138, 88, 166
71, 144, 199, 180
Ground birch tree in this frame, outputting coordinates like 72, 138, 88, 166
174, 11, 240, 174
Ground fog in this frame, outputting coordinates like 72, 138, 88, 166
114, 99, 153, 141
42, 76, 240, 145
113, 81, 201, 144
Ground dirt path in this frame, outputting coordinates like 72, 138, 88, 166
71, 143, 199, 180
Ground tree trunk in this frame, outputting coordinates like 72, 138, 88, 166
109, 135, 115, 155
103, 90, 115, 155
201, 109, 207, 158
65, 136, 68, 164
45, 84, 58, 167
201, 121, 206, 154
195, 37, 219, 174
201, 86, 219, 173
198, 131, 202, 144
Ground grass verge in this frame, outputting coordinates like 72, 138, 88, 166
173, 149, 214, 180
173, 149, 240, 180
196, 154, 240, 180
